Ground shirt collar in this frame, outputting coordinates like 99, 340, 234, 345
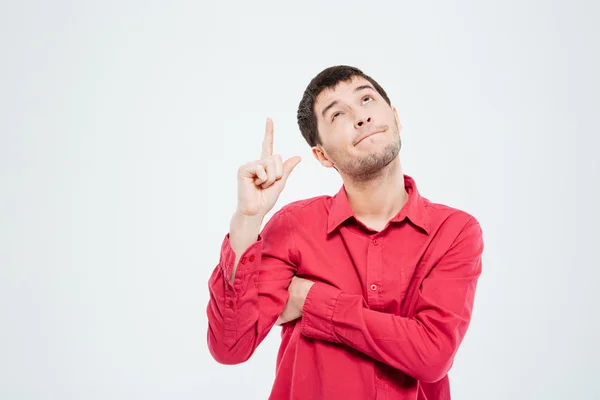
326, 174, 430, 235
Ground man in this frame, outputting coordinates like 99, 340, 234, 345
206, 65, 484, 399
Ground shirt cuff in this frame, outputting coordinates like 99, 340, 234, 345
300, 281, 343, 343
219, 233, 263, 282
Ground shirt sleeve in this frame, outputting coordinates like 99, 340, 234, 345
300, 217, 484, 383
206, 208, 297, 364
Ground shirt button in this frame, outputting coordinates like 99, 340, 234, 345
228, 300, 235, 308
240, 256, 247, 264
372, 239, 378, 246
370, 284, 377, 291
249, 255, 255, 262
376, 371, 384, 379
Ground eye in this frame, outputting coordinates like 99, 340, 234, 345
363, 95, 373, 103
331, 112, 342, 121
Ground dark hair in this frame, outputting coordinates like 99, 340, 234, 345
296, 65, 392, 147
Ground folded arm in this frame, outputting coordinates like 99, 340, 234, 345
300, 217, 484, 382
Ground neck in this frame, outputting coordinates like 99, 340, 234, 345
342, 157, 408, 221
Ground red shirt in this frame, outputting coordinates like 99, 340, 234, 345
207, 175, 484, 399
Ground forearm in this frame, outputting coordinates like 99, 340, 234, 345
301, 283, 463, 382
206, 210, 297, 365
207, 253, 263, 364
228, 212, 264, 283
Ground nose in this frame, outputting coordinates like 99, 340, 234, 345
355, 115, 372, 129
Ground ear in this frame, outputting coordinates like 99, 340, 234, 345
311, 146, 335, 168
392, 106, 402, 133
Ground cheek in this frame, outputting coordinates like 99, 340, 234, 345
328, 137, 353, 157
321, 126, 356, 155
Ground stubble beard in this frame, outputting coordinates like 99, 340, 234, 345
335, 121, 402, 184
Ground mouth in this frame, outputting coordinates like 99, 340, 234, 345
354, 129, 385, 146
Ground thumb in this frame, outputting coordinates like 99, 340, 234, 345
281, 156, 302, 181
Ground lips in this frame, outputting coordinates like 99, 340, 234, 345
354, 129, 384, 145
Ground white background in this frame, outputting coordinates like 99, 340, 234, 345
1, 1, 599, 399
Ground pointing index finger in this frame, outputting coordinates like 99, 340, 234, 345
261, 117, 274, 160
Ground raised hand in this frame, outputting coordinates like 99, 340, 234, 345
236, 118, 301, 217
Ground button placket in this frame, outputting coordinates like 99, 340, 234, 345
366, 236, 383, 309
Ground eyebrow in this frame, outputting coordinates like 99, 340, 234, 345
320, 84, 376, 119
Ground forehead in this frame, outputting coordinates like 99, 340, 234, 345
314, 76, 373, 111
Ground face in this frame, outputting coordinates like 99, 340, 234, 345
312, 76, 402, 182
